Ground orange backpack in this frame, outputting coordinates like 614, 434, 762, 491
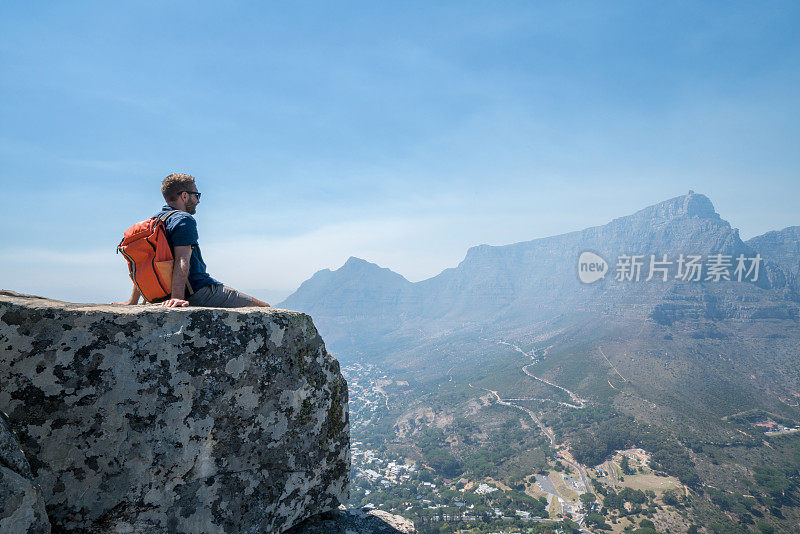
117, 210, 179, 303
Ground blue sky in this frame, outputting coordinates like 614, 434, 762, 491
1, 2, 799, 303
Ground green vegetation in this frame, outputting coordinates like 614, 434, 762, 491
620, 455, 633, 475
566, 414, 700, 486
604, 487, 647, 515
631, 518, 658, 534
353, 463, 553, 534
585, 511, 612, 530
344, 328, 800, 534
661, 489, 679, 506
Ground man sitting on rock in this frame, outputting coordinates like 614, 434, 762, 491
116, 173, 271, 308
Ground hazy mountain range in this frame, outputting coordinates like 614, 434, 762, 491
281, 191, 800, 530
280, 192, 799, 358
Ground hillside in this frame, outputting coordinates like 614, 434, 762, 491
283, 192, 800, 532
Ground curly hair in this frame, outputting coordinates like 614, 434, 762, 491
161, 173, 196, 202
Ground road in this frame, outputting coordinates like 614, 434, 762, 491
497, 342, 593, 494
465, 339, 597, 521
480, 387, 557, 447
503, 343, 587, 409
598, 346, 627, 383
476, 385, 593, 501
558, 453, 591, 496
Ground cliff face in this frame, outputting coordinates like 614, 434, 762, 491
0, 291, 349, 533
0, 411, 50, 533
747, 226, 800, 291
287, 505, 416, 533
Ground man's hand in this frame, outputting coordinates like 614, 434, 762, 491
161, 298, 190, 308
111, 299, 139, 305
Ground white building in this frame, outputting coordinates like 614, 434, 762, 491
476, 483, 499, 495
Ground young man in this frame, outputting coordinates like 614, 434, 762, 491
116, 173, 270, 308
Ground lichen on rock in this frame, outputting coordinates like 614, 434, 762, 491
0, 410, 51, 533
286, 505, 416, 533
0, 291, 350, 533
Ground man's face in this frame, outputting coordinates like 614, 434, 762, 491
183, 186, 200, 215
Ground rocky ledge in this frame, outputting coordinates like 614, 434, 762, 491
0, 291, 349, 533
287, 505, 416, 533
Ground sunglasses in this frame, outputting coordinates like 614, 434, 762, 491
180, 191, 202, 199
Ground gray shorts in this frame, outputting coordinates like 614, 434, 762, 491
188, 284, 257, 308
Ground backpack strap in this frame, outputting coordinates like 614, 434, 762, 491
156, 209, 180, 223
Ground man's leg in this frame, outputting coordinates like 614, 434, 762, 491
221, 286, 270, 307
188, 284, 270, 308
247, 296, 271, 307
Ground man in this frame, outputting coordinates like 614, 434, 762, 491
116, 173, 270, 308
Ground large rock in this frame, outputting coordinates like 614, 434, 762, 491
286, 505, 416, 533
0, 410, 50, 533
0, 291, 349, 533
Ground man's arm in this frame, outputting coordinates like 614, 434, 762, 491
113, 284, 141, 305
162, 246, 192, 308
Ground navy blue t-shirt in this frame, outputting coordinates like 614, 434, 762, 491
155, 206, 219, 293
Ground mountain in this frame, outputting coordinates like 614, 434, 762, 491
283, 256, 411, 309
284, 192, 800, 531
280, 192, 798, 358
746, 226, 800, 290
281, 256, 412, 350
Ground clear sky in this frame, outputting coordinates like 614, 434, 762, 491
1, 2, 799, 303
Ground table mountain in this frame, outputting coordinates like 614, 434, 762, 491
281, 192, 798, 359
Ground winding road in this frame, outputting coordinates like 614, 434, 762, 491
470, 341, 594, 499
499, 342, 587, 409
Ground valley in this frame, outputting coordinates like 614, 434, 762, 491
285, 193, 800, 533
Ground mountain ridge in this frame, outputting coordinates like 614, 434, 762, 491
280, 192, 799, 358
283, 192, 746, 295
